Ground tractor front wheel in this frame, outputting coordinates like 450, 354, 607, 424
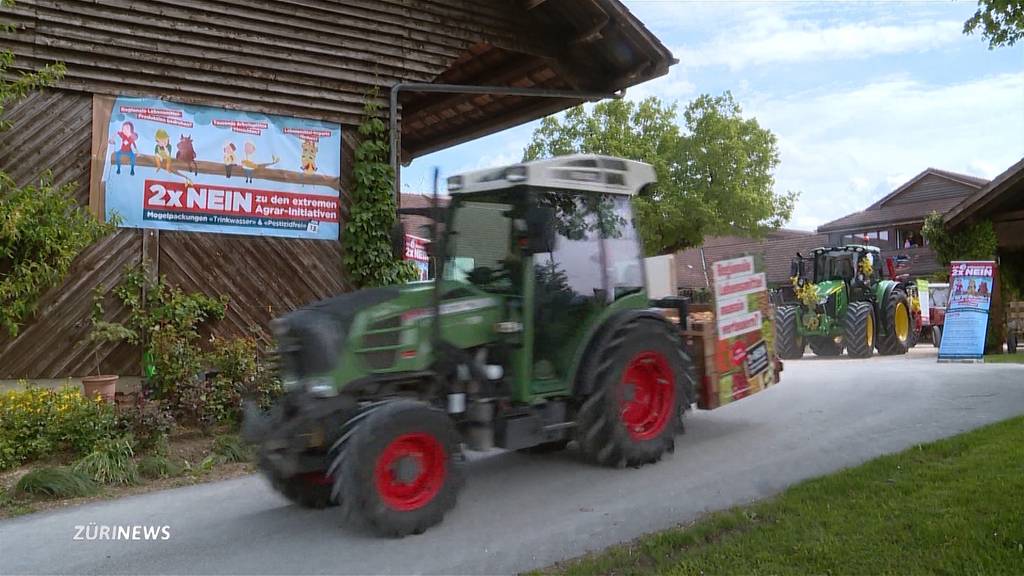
932, 325, 942, 348
577, 319, 685, 468
331, 400, 462, 537
808, 336, 843, 357
844, 301, 875, 359
877, 290, 912, 356
261, 461, 336, 509
774, 305, 805, 360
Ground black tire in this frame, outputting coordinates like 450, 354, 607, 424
330, 400, 461, 537
260, 460, 336, 509
1008, 333, 1018, 353
932, 325, 942, 348
577, 319, 685, 468
844, 301, 875, 359
808, 336, 843, 357
877, 289, 912, 356
774, 305, 805, 360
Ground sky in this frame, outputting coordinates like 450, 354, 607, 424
401, 0, 1024, 232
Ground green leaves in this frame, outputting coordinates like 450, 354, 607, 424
0, 173, 116, 336
922, 211, 998, 266
342, 91, 419, 288
964, 0, 1024, 49
523, 94, 798, 255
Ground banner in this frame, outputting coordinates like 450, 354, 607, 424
96, 96, 341, 240
710, 256, 776, 408
917, 278, 931, 326
938, 261, 996, 361
404, 234, 430, 281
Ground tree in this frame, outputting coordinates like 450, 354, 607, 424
964, 0, 1024, 48
522, 94, 797, 255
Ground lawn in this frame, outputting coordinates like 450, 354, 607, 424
985, 352, 1024, 364
544, 416, 1024, 576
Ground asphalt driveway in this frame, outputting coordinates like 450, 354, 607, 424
2, 350, 1022, 575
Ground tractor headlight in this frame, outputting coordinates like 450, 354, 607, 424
305, 376, 338, 398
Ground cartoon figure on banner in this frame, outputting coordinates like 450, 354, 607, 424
153, 129, 173, 173
967, 278, 977, 296
222, 141, 237, 179
301, 139, 318, 175
176, 135, 199, 176
978, 281, 989, 297
110, 121, 139, 176
241, 141, 279, 183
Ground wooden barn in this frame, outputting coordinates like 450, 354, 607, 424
0, 1, 674, 379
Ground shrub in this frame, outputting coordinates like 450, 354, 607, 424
72, 436, 138, 485
138, 454, 182, 480
116, 391, 175, 452
213, 434, 249, 463
15, 467, 97, 498
0, 386, 118, 470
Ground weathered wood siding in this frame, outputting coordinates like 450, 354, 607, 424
1, 0, 551, 126
883, 174, 978, 206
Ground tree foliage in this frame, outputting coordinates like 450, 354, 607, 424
921, 212, 998, 266
964, 0, 1024, 48
342, 93, 418, 288
523, 94, 797, 255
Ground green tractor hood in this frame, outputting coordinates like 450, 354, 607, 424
814, 280, 845, 302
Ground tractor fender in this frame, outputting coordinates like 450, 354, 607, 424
570, 308, 678, 399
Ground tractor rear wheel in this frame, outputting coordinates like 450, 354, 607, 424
577, 319, 685, 468
808, 336, 843, 357
260, 460, 336, 509
330, 400, 462, 537
844, 301, 875, 359
877, 289, 912, 356
774, 305, 805, 360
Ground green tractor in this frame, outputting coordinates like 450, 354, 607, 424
774, 245, 913, 359
243, 155, 697, 536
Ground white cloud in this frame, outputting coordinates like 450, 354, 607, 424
676, 19, 963, 70
751, 72, 1024, 230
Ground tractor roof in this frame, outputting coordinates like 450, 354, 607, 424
810, 245, 881, 256
447, 154, 656, 196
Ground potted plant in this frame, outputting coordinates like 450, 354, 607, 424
84, 288, 137, 403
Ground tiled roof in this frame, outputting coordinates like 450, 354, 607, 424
676, 232, 829, 289
399, 193, 448, 238
817, 197, 968, 233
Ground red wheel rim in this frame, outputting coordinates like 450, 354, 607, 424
374, 433, 447, 511
619, 351, 675, 441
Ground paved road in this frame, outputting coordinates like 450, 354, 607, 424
3, 350, 1023, 575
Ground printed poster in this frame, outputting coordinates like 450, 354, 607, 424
709, 255, 776, 408
93, 96, 341, 240
938, 261, 996, 361
404, 234, 431, 281
917, 278, 931, 326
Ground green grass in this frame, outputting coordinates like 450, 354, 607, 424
137, 454, 184, 479
14, 467, 98, 498
985, 352, 1024, 364
72, 436, 138, 485
545, 416, 1024, 576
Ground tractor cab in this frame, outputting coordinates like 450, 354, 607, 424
441, 155, 656, 395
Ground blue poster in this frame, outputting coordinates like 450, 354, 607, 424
98, 97, 341, 240
938, 261, 996, 361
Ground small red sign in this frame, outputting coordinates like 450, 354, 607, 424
731, 341, 747, 366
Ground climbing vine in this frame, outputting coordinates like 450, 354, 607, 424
341, 91, 418, 288
1, 7, 115, 337
921, 212, 998, 267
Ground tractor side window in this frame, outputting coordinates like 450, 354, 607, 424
445, 200, 515, 291
532, 192, 604, 380
600, 194, 644, 300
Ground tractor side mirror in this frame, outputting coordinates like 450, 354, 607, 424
523, 205, 557, 254
790, 258, 805, 279
390, 221, 406, 260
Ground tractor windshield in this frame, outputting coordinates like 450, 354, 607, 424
813, 252, 856, 283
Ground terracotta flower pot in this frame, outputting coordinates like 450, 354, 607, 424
82, 374, 118, 404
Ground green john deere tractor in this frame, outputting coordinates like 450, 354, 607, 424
243, 155, 696, 536
774, 245, 913, 359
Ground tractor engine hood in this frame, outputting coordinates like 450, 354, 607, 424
271, 287, 401, 382
814, 280, 845, 302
